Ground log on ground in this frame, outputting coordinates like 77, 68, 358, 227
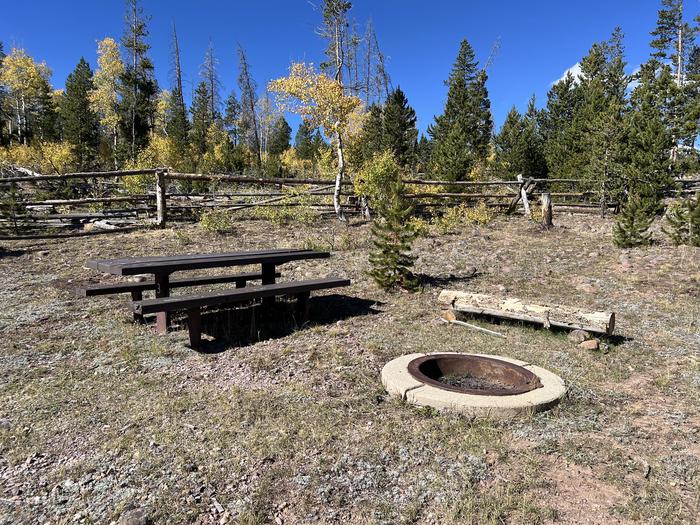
438, 290, 615, 335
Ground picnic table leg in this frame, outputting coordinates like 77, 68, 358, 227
131, 290, 145, 324
154, 272, 171, 335
295, 291, 311, 325
187, 308, 202, 348
261, 263, 276, 307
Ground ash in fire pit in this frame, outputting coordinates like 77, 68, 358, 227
440, 372, 512, 392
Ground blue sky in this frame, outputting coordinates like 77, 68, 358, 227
0, 1, 685, 135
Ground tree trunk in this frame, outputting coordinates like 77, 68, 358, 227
20, 95, 27, 145
334, 129, 347, 222
113, 127, 119, 170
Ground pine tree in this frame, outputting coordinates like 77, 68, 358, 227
61, 58, 100, 170
580, 29, 629, 206
357, 103, 384, 164
268, 116, 292, 155
690, 193, 700, 246
416, 135, 432, 172
295, 120, 317, 160
164, 87, 190, 168
119, 0, 157, 162
625, 61, 675, 210
190, 81, 213, 160
429, 39, 493, 181
382, 87, 418, 168
223, 91, 241, 145
200, 41, 221, 122
663, 193, 700, 246
540, 72, 583, 178
35, 76, 60, 142
650, 0, 698, 84
366, 152, 419, 291
237, 45, 261, 164
613, 195, 654, 247
165, 23, 190, 169
495, 96, 547, 179
680, 45, 700, 155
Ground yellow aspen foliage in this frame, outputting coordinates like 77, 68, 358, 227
268, 63, 360, 138
90, 38, 124, 138
0, 48, 51, 100
280, 147, 313, 175
154, 89, 171, 136
0, 142, 75, 174
199, 124, 230, 174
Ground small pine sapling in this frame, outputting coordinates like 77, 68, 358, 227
613, 195, 654, 248
366, 152, 419, 291
662, 193, 700, 247
691, 194, 700, 247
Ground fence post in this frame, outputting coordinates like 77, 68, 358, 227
156, 169, 167, 228
517, 174, 531, 217
541, 192, 553, 228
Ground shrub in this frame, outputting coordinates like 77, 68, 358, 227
465, 201, 493, 225
613, 195, 654, 248
433, 202, 494, 234
406, 216, 431, 237
355, 151, 401, 206
199, 208, 234, 234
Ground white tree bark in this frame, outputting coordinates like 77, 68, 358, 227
334, 128, 347, 222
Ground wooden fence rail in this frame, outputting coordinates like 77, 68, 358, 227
1, 166, 697, 238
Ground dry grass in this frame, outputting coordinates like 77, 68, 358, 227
0, 212, 698, 524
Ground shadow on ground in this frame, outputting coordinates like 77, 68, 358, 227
452, 311, 633, 347
0, 247, 27, 259
416, 270, 479, 288
181, 294, 381, 353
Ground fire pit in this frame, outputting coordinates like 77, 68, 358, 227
382, 353, 565, 418
407, 354, 543, 396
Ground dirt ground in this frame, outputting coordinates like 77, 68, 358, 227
1, 212, 698, 524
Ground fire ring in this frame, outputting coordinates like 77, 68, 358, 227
382, 353, 566, 418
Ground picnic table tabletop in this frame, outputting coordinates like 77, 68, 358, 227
85, 248, 330, 276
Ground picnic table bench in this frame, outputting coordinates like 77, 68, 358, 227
80, 248, 350, 348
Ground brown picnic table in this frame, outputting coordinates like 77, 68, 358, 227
83, 248, 334, 335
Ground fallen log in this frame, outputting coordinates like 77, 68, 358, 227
438, 290, 615, 335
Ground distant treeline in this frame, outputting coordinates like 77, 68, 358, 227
0, 0, 698, 211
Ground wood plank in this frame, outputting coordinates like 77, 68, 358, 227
132, 278, 351, 315
112, 251, 330, 276
84, 248, 311, 272
76, 271, 281, 296
438, 290, 615, 335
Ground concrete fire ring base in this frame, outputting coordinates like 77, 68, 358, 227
381, 353, 566, 419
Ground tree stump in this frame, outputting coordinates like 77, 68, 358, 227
541, 192, 553, 228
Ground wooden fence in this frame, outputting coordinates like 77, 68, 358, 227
1, 166, 698, 239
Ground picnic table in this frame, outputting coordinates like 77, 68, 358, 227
82, 248, 350, 346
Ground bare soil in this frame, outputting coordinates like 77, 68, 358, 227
0, 212, 698, 524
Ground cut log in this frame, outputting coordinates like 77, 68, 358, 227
438, 290, 615, 335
